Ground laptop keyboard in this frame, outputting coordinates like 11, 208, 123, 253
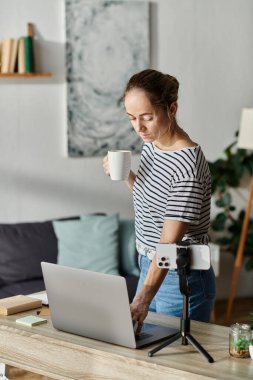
135, 323, 154, 341
135, 332, 152, 340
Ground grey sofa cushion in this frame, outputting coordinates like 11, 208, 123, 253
0, 279, 45, 299
0, 221, 58, 285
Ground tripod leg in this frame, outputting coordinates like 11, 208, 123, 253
148, 331, 181, 357
186, 334, 214, 363
182, 335, 188, 345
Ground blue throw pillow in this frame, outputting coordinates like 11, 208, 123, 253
53, 214, 119, 275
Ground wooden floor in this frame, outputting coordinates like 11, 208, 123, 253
7, 297, 253, 380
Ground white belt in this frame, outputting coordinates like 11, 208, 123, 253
136, 242, 156, 260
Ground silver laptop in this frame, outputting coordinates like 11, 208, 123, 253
41, 262, 177, 349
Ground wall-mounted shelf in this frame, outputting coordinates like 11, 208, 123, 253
0, 73, 52, 78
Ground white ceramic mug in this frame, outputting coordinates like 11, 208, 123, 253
108, 150, 131, 181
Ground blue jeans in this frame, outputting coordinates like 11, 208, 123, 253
136, 254, 216, 322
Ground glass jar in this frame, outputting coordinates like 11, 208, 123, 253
229, 323, 251, 358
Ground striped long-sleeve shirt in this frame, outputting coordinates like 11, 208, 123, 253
133, 143, 211, 249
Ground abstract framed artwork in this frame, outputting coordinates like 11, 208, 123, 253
65, 0, 150, 157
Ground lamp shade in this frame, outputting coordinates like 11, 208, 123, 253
237, 108, 253, 150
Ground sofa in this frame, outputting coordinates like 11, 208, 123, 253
0, 214, 140, 302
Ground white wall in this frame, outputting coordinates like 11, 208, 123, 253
0, 0, 253, 297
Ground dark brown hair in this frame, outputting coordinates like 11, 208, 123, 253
123, 69, 179, 110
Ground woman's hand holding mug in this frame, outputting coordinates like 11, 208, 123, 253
104, 150, 131, 181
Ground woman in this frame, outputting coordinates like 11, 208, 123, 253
103, 69, 215, 334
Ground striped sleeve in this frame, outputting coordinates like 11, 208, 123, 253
165, 177, 204, 224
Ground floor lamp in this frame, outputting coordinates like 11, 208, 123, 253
225, 108, 253, 324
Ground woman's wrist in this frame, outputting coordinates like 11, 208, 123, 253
135, 285, 156, 305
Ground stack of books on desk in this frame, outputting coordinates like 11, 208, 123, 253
0, 295, 42, 315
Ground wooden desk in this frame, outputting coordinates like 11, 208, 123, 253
0, 310, 252, 380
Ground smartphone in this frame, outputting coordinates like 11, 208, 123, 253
156, 243, 210, 270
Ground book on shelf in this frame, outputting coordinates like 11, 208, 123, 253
24, 35, 34, 73
0, 295, 42, 316
19, 23, 35, 74
26, 22, 35, 72
1, 38, 13, 73
18, 37, 26, 73
9, 38, 19, 73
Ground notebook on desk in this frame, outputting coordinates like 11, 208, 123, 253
41, 262, 177, 349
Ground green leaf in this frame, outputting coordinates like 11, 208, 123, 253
215, 192, 232, 208
237, 148, 247, 156
211, 213, 226, 231
216, 181, 226, 193
224, 140, 237, 158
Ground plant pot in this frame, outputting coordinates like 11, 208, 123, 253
250, 345, 253, 360
229, 323, 251, 358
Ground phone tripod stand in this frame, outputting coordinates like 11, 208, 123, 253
148, 242, 214, 363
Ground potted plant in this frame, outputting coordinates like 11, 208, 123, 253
208, 132, 253, 270
229, 312, 253, 358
